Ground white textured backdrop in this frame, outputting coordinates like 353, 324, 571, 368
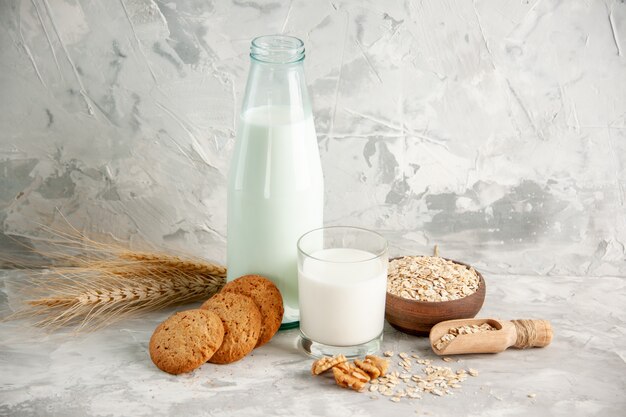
0, 0, 625, 277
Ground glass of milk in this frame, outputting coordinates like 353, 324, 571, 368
297, 226, 388, 358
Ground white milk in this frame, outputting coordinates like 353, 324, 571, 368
298, 248, 387, 346
227, 105, 323, 324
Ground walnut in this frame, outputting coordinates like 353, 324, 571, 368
365, 355, 390, 376
354, 355, 389, 379
354, 359, 380, 379
332, 362, 370, 391
310, 354, 347, 375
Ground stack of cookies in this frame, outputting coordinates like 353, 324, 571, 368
149, 274, 284, 374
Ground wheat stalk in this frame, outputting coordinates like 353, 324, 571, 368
2, 227, 227, 332
118, 251, 227, 277
21, 268, 224, 331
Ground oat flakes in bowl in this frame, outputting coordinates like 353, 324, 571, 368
385, 256, 486, 335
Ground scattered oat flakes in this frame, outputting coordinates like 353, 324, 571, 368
384, 351, 394, 357
528, 393, 536, 398
311, 351, 480, 402
442, 357, 456, 362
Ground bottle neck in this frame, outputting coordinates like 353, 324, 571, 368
250, 35, 305, 64
241, 36, 312, 120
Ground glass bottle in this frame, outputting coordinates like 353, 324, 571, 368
227, 35, 324, 328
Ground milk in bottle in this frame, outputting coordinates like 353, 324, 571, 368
227, 36, 323, 327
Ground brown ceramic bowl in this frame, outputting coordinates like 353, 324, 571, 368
385, 257, 486, 336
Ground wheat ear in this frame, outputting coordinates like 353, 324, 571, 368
21, 268, 224, 331
1, 221, 229, 331
118, 251, 227, 278
2, 231, 227, 331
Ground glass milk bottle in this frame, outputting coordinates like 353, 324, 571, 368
227, 35, 324, 328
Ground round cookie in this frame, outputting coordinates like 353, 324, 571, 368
200, 292, 262, 364
221, 275, 284, 347
149, 309, 224, 375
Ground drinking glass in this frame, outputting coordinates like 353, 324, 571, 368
297, 226, 388, 358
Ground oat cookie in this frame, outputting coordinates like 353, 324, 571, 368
201, 292, 262, 364
149, 309, 224, 375
332, 362, 371, 391
311, 354, 347, 375
221, 275, 284, 347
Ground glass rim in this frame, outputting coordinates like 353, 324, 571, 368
250, 35, 305, 64
297, 226, 388, 263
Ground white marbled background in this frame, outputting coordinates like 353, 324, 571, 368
1, 2, 626, 417
0, 0, 625, 275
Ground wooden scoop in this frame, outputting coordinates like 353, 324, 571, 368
429, 318, 552, 355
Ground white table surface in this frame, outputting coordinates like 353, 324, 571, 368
1, 272, 624, 417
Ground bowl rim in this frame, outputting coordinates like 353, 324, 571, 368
385, 256, 486, 306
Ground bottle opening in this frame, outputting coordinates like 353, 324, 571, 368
250, 35, 305, 64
